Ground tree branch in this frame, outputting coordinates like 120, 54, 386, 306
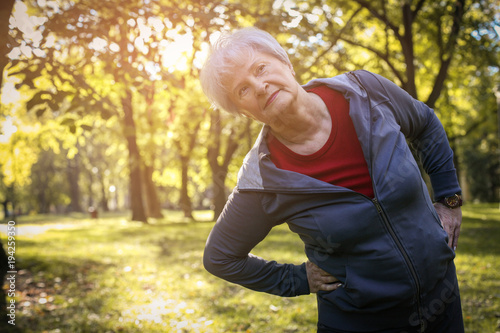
412, 0, 427, 18
352, 0, 402, 41
301, 7, 363, 76
426, 0, 466, 107
222, 120, 249, 170
338, 36, 405, 86
0, 0, 15, 94
382, 0, 390, 57
444, 0, 466, 53
401, 2, 417, 98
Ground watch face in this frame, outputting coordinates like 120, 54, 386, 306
446, 195, 460, 207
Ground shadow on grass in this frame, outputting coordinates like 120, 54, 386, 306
458, 216, 500, 255
1, 209, 215, 226
10, 254, 113, 332
1, 205, 497, 332
2, 212, 91, 225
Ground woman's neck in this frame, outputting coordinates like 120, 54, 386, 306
269, 91, 331, 155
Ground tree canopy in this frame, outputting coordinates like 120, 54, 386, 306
0, 0, 498, 221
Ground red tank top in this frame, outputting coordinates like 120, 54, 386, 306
267, 85, 374, 198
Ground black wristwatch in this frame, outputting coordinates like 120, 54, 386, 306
437, 194, 463, 209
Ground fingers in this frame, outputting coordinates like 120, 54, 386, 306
306, 260, 342, 293
309, 279, 342, 293
447, 228, 460, 251
443, 226, 455, 249
321, 281, 342, 292
446, 217, 461, 251
321, 274, 339, 283
446, 225, 456, 249
307, 260, 330, 275
448, 233, 458, 251
312, 273, 342, 292
434, 203, 462, 251
452, 226, 460, 251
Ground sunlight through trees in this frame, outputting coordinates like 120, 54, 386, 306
0, 0, 498, 223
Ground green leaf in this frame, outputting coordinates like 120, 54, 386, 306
60, 118, 75, 127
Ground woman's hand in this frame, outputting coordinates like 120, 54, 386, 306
434, 202, 462, 251
306, 260, 342, 293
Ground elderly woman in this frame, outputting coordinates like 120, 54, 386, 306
200, 27, 464, 333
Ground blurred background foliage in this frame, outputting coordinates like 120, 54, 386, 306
0, 0, 498, 223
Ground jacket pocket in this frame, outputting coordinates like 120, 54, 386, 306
320, 260, 416, 313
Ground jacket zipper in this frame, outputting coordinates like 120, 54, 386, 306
372, 198, 424, 332
349, 70, 425, 331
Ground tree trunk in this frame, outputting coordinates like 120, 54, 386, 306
1, 201, 8, 219
38, 180, 49, 213
122, 89, 148, 223
211, 165, 228, 219
173, 110, 201, 220
426, 0, 465, 108
0, 0, 16, 319
99, 174, 109, 212
67, 154, 83, 212
207, 110, 249, 220
0, 0, 14, 93
143, 164, 163, 218
179, 155, 194, 219
86, 167, 94, 209
141, 82, 164, 219
401, 2, 417, 99
0, 242, 7, 317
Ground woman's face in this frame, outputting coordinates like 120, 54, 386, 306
224, 51, 299, 124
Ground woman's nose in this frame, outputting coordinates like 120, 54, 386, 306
255, 80, 268, 96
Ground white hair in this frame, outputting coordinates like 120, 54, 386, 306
199, 27, 292, 115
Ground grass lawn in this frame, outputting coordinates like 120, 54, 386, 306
0, 204, 499, 332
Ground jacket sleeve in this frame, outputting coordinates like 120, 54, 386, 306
203, 189, 310, 297
354, 70, 461, 200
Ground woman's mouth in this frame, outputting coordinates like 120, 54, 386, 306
264, 90, 280, 109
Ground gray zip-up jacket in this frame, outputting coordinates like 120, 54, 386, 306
203, 70, 461, 331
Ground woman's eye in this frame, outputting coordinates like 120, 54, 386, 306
256, 64, 266, 75
239, 86, 248, 97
